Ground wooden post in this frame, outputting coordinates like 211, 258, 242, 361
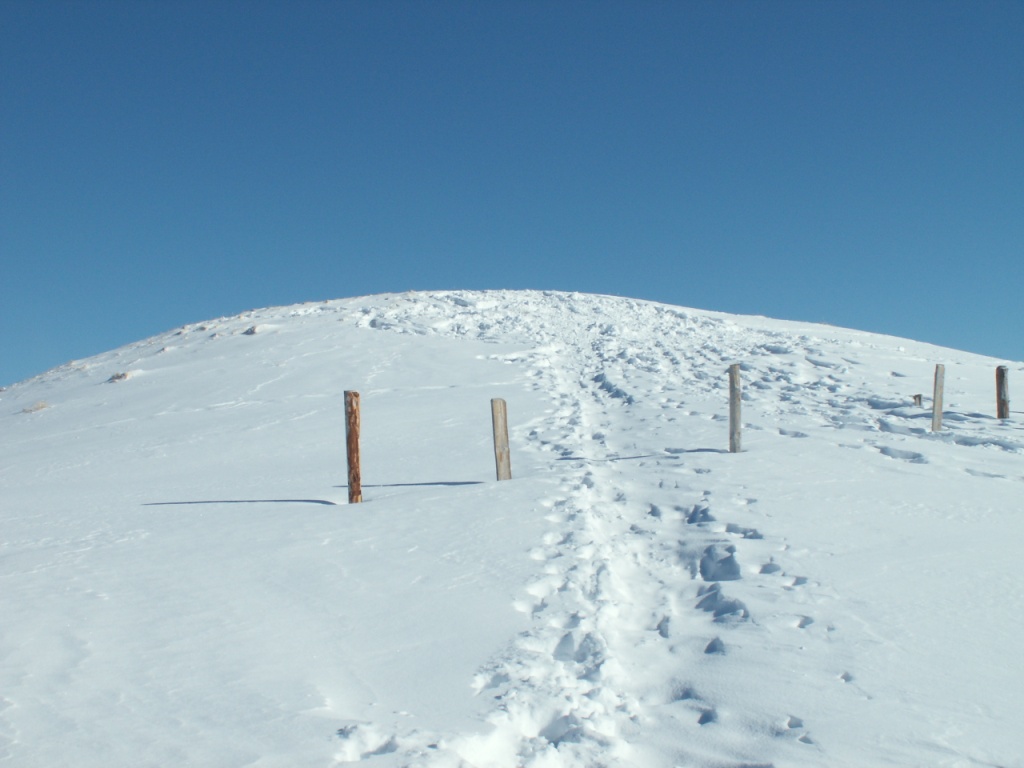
996, 366, 1010, 419
931, 364, 944, 432
345, 390, 362, 503
728, 364, 741, 453
491, 398, 512, 480
912, 394, 923, 407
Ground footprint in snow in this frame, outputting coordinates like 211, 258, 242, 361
685, 504, 715, 525
725, 522, 762, 539
781, 716, 815, 745
704, 637, 726, 655
698, 708, 717, 725
699, 544, 742, 582
696, 583, 749, 621
877, 445, 928, 464
334, 724, 399, 761
964, 468, 1008, 480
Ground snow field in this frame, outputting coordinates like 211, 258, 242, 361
2, 290, 1022, 767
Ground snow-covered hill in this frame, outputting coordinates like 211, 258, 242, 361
2, 291, 1022, 768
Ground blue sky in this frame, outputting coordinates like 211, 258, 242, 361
2, 0, 1022, 386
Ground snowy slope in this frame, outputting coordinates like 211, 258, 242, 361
2, 290, 1022, 768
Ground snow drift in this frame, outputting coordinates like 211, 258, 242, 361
2, 290, 1022, 767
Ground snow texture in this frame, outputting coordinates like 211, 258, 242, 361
2, 290, 1022, 767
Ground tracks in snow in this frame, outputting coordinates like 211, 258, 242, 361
336, 292, 837, 766
433, 295, 826, 766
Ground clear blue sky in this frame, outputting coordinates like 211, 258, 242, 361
2, 0, 1022, 386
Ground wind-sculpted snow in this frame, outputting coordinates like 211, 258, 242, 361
1, 290, 1022, 767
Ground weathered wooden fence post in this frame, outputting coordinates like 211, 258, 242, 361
729, 364, 742, 453
931, 364, 945, 432
996, 366, 1010, 419
491, 398, 512, 480
912, 394, 923, 407
345, 390, 362, 503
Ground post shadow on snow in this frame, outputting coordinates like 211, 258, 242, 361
144, 499, 339, 507
903, 409, 1021, 422
556, 449, 726, 462
333, 481, 484, 488
144, 481, 486, 508
665, 447, 730, 455
949, 410, 1024, 421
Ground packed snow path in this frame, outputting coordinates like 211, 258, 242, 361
2, 290, 1022, 767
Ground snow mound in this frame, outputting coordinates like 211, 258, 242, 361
2, 290, 1022, 767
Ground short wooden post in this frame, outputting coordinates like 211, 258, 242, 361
931, 364, 944, 432
912, 394, 923, 407
996, 366, 1010, 419
345, 390, 362, 503
491, 398, 512, 480
728, 364, 741, 453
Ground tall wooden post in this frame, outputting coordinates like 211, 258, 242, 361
728, 364, 742, 453
996, 366, 1010, 419
931, 365, 945, 432
345, 391, 362, 503
491, 398, 512, 481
